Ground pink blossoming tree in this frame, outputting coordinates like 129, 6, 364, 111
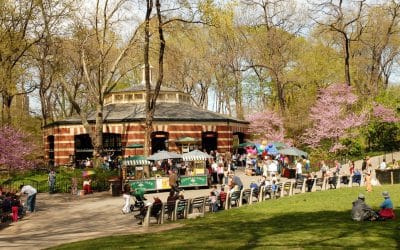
303, 83, 367, 151
247, 109, 285, 142
0, 126, 34, 175
372, 103, 399, 123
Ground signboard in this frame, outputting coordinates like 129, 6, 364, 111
156, 177, 170, 190
233, 135, 239, 148
179, 175, 208, 187
129, 179, 157, 191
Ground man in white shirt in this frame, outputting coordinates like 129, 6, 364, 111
296, 160, 303, 179
19, 184, 37, 212
380, 159, 387, 170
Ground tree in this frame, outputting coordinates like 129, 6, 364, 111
302, 83, 367, 150
60, 0, 140, 159
310, 0, 367, 86
0, 0, 42, 124
247, 109, 285, 142
0, 126, 35, 176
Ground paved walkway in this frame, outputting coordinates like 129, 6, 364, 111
1, 152, 398, 250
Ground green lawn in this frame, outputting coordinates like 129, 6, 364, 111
51, 185, 400, 250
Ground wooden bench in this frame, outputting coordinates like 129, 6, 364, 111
281, 181, 293, 196
141, 202, 163, 227
173, 199, 189, 221
225, 190, 242, 209
241, 188, 252, 205
188, 196, 206, 218
312, 177, 326, 191
292, 178, 306, 194
159, 200, 177, 224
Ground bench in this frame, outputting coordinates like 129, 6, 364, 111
292, 178, 306, 194
225, 190, 242, 209
281, 181, 293, 196
312, 177, 326, 191
173, 199, 189, 221
140, 202, 163, 227
188, 196, 206, 218
159, 200, 177, 224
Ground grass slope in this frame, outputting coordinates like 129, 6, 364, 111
51, 185, 400, 250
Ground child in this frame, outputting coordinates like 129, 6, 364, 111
209, 191, 218, 212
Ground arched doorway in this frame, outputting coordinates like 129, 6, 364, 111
233, 132, 245, 154
74, 133, 122, 164
202, 131, 217, 153
151, 131, 169, 154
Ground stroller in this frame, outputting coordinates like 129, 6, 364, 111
130, 188, 147, 212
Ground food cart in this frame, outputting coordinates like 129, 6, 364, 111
122, 155, 158, 191
180, 150, 212, 188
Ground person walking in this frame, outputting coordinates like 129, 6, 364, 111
122, 184, 131, 214
48, 169, 56, 194
19, 184, 37, 213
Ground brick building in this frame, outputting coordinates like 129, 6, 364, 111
43, 84, 248, 166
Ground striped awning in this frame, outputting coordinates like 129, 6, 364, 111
123, 155, 151, 166
182, 150, 213, 161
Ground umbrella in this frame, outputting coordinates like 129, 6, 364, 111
174, 137, 199, 144
265, 144, 279, 155
238, 142, 255, 148
278, 147, 308, 157
125, 143, 144, 149
147, 150, 182, 161
182, 150, 213, 161
269, 141, 288, 149
123, 155, 151, 166
82, 170, 95, 177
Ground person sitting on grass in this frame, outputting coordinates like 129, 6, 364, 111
351, 194, 379, 221
378, 191, 395, 220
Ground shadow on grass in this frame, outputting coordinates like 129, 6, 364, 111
51, 209, 400, 250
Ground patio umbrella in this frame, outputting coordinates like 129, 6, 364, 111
269, 141, 288, 149
182, 150, 213, 161
147, 150, 182, 161
265, 144, 279, 155
238, 142, 255, 148
278, 147, 308, 157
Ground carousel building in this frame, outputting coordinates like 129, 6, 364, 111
43, 80, 249, 166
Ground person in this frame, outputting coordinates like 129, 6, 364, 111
320, 160, 328, 178
305, 158, 311, 172
48, 169, 56, 194
305, 172, 314, 192
211, 160, 218, 184
378, 191, 395, 220
350, 171, 360, 188
166, 190, 178, 219
122, 184, 131, 214
232, 174, 243, 191
136, 196, 162, 225
349, 161, 355, 175
217, 163, 224, 184
379, 159, 387, 170
83, 178, 92, 194
168, 169, 180, 194
351, 194, 379, 221
209, 191, 218, 212
218, 185, 227, 210
364, 164, 372, 192
361, 157, 367, 171
19, 184, 37, 213
392, 159, 399, 169
295, 160, 303, 179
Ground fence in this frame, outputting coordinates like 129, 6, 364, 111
0, 178, 110, 193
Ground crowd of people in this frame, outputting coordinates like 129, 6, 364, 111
0, 184, 38, 224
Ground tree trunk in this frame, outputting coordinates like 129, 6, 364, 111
343, 36, 351, 86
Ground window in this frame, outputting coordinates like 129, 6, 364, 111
125, 94, 133, 101
134, 93, 143, 100
167, 94, 176, 101
115, 94, 123, 102
158, 94, 165, 100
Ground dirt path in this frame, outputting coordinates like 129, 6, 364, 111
1, 152, 398, 250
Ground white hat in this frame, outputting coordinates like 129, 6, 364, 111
382, 191, 390, 198
358, 193, 365, 199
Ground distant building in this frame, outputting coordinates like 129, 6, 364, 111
43, 76, 248, 166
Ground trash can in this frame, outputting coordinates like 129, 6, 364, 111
109, 179, 121, 196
